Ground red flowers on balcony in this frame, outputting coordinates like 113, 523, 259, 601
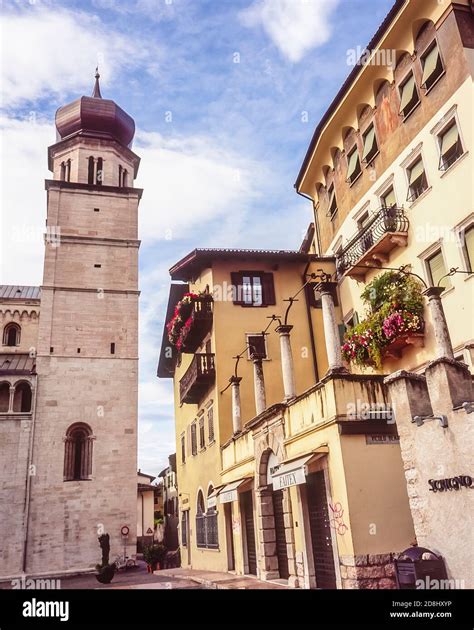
166, 292, 213, 353
341, 272, 424, 369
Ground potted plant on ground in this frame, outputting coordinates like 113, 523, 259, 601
95, 533, 116, 584
143, 543, 167, 572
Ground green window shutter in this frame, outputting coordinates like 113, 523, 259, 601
230, 272, 243, 305
441, 124, 459, 156
362, 126, 376, 161
262, 272, 276, 305
399, 74, 416, 114
421, 44, 440, 86
408, 159, 425, 185
346, 148, 360, 180
338, 324, 346, 345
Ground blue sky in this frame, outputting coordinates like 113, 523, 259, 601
1, 0, 394, 475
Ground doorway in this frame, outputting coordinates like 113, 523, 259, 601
240, 491, 257, 575
306, 471, 337, 588
272, 489, 289, 580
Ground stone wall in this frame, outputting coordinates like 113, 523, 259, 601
340, 553, 396, 589
385, 359, 473, 588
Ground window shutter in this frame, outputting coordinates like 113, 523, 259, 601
421, 44, 440, 86
408, 159, 424, 185
362, 126, 376, 161
230, 272, 243, 305
399, 74, 416, 114
441, 124, 459, 156
346, 149, 360, 180
262, 273, 276, 305
338, 324, 346, 345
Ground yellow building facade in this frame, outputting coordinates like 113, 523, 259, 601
157, 0, 473, 588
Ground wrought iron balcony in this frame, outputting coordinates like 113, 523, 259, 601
179, 353, 215, 405
182, 296, 213, 354
336, 206, 409, 281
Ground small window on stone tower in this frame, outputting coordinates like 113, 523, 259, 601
119, 164, 122, 187
96, 157, 103, 185
88, 157, 94, 185
123, 169, 128, 187
3, 323, 20, 346
64, 423, 94, 481
60, 162, 66, 180
66, 159, 71, 182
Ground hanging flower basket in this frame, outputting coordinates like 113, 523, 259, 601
166, 292, 211, 352
341, 272, 425, 369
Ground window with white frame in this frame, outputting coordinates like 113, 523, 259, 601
425, 248, 452, 290
461, 225, 474, 273
437, 120, 464, 171
246, 333, 267, 359
406, 156, 428, 202
380, 186, 397, 209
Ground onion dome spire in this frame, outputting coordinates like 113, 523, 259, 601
92, 67, 102, 98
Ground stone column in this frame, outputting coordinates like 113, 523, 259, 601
256, 488, 279, 581
9, 386, 15, 413
317, 281, 344, 372
230, 376, 242, 434
423, 286, 454, 359
276, 324, 296, 401
251, 353, 267, 416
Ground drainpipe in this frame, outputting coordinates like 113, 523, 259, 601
296, 187, 322, 255
22, 374, 38, 574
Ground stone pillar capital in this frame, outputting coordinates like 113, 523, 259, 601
423, 286, 445, 300
316, 280, 338, 296
229, 376, 242, 385
275, 324, 293, 335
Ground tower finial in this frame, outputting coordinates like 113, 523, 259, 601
92, 67, 102, 98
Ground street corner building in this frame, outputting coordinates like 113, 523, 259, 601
0, 72, 141, 578
157, 0, 473, 589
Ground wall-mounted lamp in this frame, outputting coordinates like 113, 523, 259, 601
412, 414, 448, 428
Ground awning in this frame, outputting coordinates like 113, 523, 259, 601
219, 478, 251, 504
207, 485, 224, 509
271, 448, 329, 490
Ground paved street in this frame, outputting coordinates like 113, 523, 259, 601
0, 561, 204, 590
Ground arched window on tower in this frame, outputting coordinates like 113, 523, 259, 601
96, 157, 103, 185
13, 381, 32, 412
60, 161, 66, 180
88, 157, 95, 185
64, 423, 94, 481
3, 323, 20, 346
122, 169, 128, 187
118, 164, 122, 187
0, 382, 10, 413
66, 159, 71, 182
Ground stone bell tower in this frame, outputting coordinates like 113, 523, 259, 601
26, 71, 141, 574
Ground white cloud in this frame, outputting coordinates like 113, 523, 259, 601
135, 130, 264, 242
0, 7, 161, 108
0, 116, 51, 284
240, 0, 340, 63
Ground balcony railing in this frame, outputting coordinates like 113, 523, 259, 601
179, 353, 215, 405
182, 297, 213, 354
336, 206, 409, 281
